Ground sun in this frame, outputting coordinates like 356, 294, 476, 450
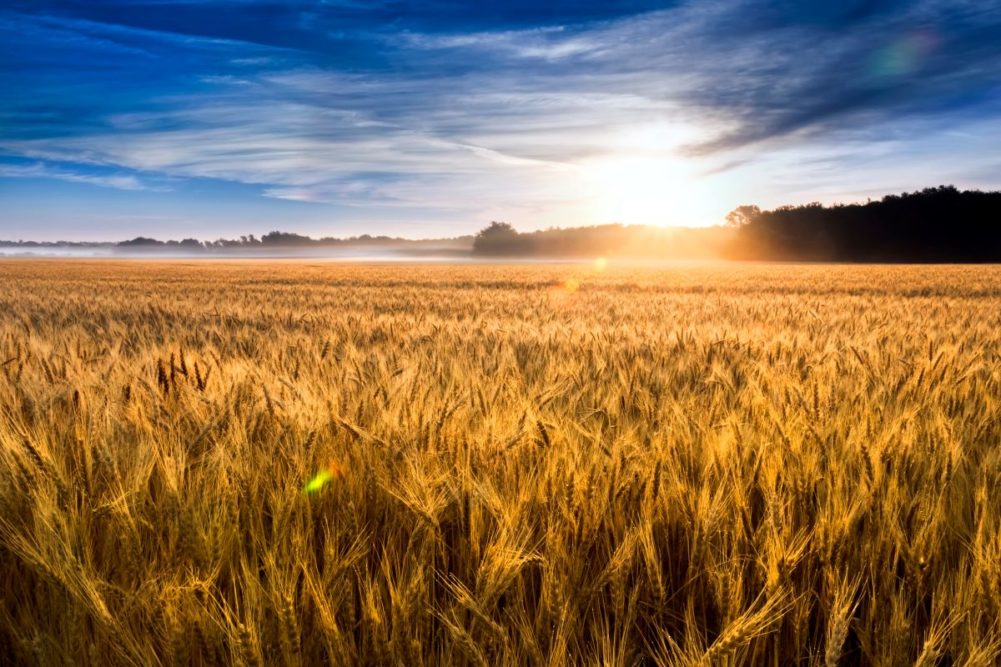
574, 120, 727, 228
583, 156, 706, 227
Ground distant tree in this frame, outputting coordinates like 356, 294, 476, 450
118, 237, 164, 246
725, 205, 761, 228
473, 222, 521, 255
478, 221, 517, 238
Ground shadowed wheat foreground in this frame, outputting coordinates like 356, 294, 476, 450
1, 260, 1001, 666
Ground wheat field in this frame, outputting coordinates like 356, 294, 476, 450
1, 260, 1000, 666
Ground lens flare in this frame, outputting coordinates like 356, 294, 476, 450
594, 257, 608, 272
564, 278, 580, 293
868, 29, 938, 80
303, 460, 343, 493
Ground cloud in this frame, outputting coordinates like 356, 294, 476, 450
660, 1, 1001, 152
0, 162, 157, 191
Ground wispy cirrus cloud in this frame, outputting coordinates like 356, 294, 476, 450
0, 161, 161, 191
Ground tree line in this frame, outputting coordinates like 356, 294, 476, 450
471, 222, 733, 258
115, 231, 471, 251
725, 186, 1001, 261
471, 187, 1001, 261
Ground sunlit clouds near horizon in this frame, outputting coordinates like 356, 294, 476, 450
2, 0, 1000, 240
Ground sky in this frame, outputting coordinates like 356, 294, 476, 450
1, 0, 1000, 241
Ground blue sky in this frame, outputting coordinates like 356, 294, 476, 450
2, 0, 1000, 240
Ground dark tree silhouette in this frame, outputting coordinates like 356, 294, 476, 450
727, 186, 1001, 261
472, 221, 521, 255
